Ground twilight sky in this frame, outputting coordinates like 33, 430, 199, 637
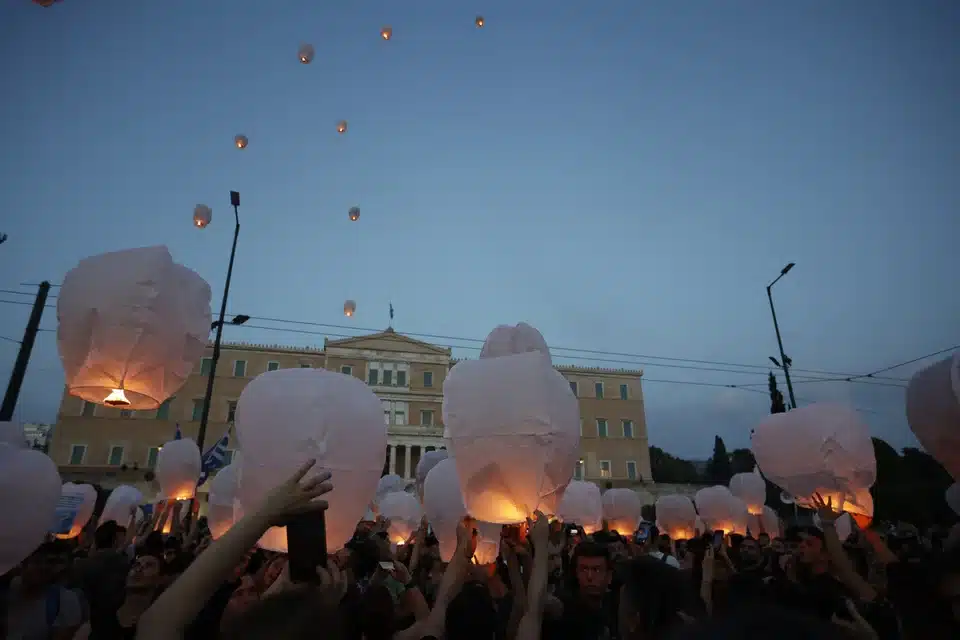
1, 0, 957, 459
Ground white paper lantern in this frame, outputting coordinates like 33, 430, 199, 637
750, 505, 781, 538
156, 438, 201, 500
208, 462, 241, 539
474, 521, 501, 565
443, 351, 580, 523
1, 444, 62, 575
694, 485, 749, 535
235, 368, 387, 552
376, 474, 407, 506
380, 26, 392, 40
479, 322, 552, 365
751, 403, 877, 512
655, 494, 698, 540
298, 43, 315, 64
946, 483, 960, 515
601, 488, 643, 536
57, 246, 212, 410
100, 485, 143, 525
379, 491, 422, 545
193, 204, 212, 229
344, 299, 356, 317
415, 450, 448, 499
423, 458, 468, 562
348, 206, 360, 222
234, 134, 248, 149
557, 481, 602, 534
729, 469, 766, 515
337, 120, 348, 134
906, 354, 960, 479
55, 483, 97, 539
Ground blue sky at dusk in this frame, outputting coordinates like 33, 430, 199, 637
1, 0, 957, 458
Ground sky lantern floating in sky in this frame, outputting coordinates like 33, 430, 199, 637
349, 206, 360, 222
557, 480, 602, 534
234, 134, 248, 149
208, 460, 241, 539
1, 441, 61, 575
655, 494, 698, 540
906, 353, 960, 479
57, 246, 212, 410
54, 482, 97, 539
601, 488, 643, 535
156, 437, 201, 501
443, 325, 580, 523
337, 120, 348, 134
479, 322, 551, 364
423, 458, 467, 561
751, 403, 877, 517
380, 26, 393, 40
343, 299, 357, 317
297, 43, 315, 64
729, 469, 766, 515
475, 16, 485, 28
379, 490, 422, 544
695, 485, 749, 535
235, 367, 387, 552
193, 204, 212, 229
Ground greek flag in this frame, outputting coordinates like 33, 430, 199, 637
198, 428, 231, 486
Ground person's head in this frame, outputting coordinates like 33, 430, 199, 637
20, 540, 72, 589
162, 536, 182, 564
126, 553, 163, 592
739, 536, 760, 563
357, 584, 396, 640
795, 528, 827, 567
757, 532, 770, 548
222, 575, 261, 624
656, 534, 672, 555
770, 537, 786, 554
618, 556, 704, 639
572, 541, 613, 598
445, 581, 497, 640
94, 521, 123, 550
220, 588, 346, 640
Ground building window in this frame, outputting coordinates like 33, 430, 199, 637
620, 383, 629, 400
382, 369, 393, 386
595, 382, 604, 399
341, 365, 353, 376
626, 461, 638, 480
599, 460, 612, 478
421, 410, 434, 426
382, 400, 408, 426
227, 401, 238, 423
396, 370, 407, 387
569, 381, 578, 396
146, 447, 160, 468
622, 419, 634, 438
596, 419, 608, 438
156, 398, 173, 420
69, 445, 86, 465
223, 449, 235, 465
267, 361, 280, 372
368, 368, 378, 385
233, 360, 247, 377
81, 401, 96, 417
300, 363, 312, 369
574, 460, 584, 480
192, 399, 206, 421
394, 405, 406, 425
119, 409, 133, 418
108, 445, 125, 466
423, 371, 434, 388
200, 357, 213, 376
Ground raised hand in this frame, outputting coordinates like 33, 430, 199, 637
257, 459, 333, 526
812, 492, 841, 524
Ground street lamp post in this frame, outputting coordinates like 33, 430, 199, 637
766, 262, 797, 410
195, 191, 244, 452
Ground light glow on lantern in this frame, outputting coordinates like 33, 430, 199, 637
103, 388, 130, 407
193, 205, 212, 229
475, 16, 484, 28
381, 27, 392, 40
337, 120, 348, 134
298, 43, 315, 64
349, 206, 360, 221
343, 300, 356, 317
234, 134, 248, 149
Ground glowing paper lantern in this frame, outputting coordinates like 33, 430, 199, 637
946, 483, 960, 515
751, 403, 876, 512
906, 354, 960, 479
475, 16, 485, 28
423, 458, 468, 561
376, 474, 407, 506
415, 449, 448, 498
479, 322, 551, 365
193, 205, 212, 229
235, 367, 387, 552
474, 521, 501, 564
379, 491, 422, 544
55, 483, 97, 539
0, 444, 62, 575
694, 485, 749, 535
348, 206, 360, 222
337, 120, 348, 134
380, 26, 392, 40
602, 488, 643, 535
208, 462, 241, 539
156, 438, 201, 500
655, 495, 698, 540
344, 300, 356, 317
844, 489, 874, 529
234, 134, 248, 149
729, 469, 766, 515
57, 246, 212, 410
750, 505, 781, 538
557, 480, 602, 534
298, 43, 315, 64
443, 350, 580, 523
100, 485, 143, 525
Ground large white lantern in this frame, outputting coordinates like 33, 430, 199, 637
415, 449, 448, 498
156, 438, 201, 500
750, 505, 781, 538
655, 494, 698, 540
557, 480, 602, 534
601, 488, 643, 536
100, 485, 143, 525
57, 246, 212, 410
443, 350, 580, 523
906, 354, 960, 479
348, 206, 360, 222
208, 462, 241, 539
751, 403, 876, 513
344, 299, 356, 317
376, 474, 407, 506
695, 486, 749, 535
423, 458, 467, 562
193, 204, 212, 229
946, 483, 960, 515
0, 444, 61, 575
479, 322, 552, 365
54, 483, 97, 539
298, 43, 315, 64
729, 469, 766, 515
235, 368, 387, 552
379, 491, 422, 545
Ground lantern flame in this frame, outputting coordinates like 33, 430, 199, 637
337, 121, 348, 134
234, 135, 248, 149
381, 27, 392, 40
476, 16, 484, 28
104, 388, 131, 407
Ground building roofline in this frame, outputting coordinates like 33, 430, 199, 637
450, 357, 643, 377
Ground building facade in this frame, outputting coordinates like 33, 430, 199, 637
48, 329, 652, 496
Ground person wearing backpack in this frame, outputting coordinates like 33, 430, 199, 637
4, 540, 83, 640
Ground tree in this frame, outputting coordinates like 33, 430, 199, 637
705, 436, 733, 485
649, 446, 701, 484
768, 371, 786, 414
730, 448, 756, 475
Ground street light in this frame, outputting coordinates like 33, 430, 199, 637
766, 262, 797, 409
195, 190, 242, 452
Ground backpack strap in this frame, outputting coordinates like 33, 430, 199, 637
45, 586, 61, 629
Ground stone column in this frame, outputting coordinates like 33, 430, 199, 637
404, 445, 412, 480
389, 445, 397, 475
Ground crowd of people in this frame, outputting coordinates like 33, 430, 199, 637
3, 461, 959, 640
